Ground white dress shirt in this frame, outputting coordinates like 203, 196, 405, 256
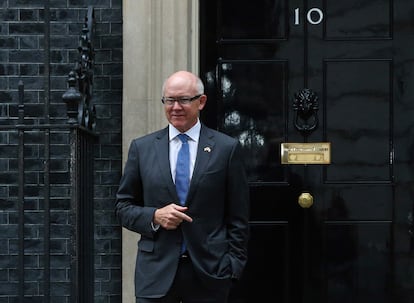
169, 120, 201, 184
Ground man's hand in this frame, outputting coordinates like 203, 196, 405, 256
153, 203, 193, 230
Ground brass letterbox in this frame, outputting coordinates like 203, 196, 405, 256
281, 142, 331, 164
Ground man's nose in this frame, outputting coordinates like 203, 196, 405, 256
171, 101, 183, 109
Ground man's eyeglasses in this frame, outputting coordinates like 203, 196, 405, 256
161, 94, 202, 105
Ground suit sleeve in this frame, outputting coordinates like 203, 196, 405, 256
226, 141, 250, 280
115, 140, 157, 238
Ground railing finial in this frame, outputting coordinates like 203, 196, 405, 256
62, 7, 96, 130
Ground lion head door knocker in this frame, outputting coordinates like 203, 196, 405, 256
293, 88, 319, 137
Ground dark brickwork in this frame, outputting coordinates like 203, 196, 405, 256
0, 1, 122, 303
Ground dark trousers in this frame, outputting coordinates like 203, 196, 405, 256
137, 256, 231, 303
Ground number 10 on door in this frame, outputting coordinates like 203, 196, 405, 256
294, 8, 324, 25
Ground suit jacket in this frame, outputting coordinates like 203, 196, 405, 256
115, 124, 250, 298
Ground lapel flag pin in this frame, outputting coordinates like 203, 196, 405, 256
204, 147, 211, 153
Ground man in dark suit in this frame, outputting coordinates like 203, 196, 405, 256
115, 71, 250, 303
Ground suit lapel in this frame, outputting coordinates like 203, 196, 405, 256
186, 125, 215, 204
154, 127, 178, 200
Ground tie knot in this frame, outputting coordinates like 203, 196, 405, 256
177, 134, 189, 143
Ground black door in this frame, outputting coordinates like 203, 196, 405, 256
200, 1, 414, 302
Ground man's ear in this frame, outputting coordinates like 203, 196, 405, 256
198, 94, 207, 110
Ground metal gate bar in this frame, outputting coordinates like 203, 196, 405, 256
43, 0, 51, 300
18, 81, 25, 303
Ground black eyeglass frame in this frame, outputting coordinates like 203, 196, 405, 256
161, 94, 202, 105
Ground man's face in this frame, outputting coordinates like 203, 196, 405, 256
163, 74, 206, 132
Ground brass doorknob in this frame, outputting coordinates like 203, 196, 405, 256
298, 192, 313, 208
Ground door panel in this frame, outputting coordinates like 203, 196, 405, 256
218, 0, 288, 40
217, 60, 287, 182
323, 223, 392, 302
232, 224, 290, 302
200, 0, 414, 302
324, 60, 392, 182
324, 0, 391, 39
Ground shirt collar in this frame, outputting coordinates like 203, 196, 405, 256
169, 119, 201, 143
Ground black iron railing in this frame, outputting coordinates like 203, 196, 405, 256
0, 6, 97, 303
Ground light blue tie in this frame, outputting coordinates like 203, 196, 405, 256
176, 134, 190, 254
175, 134, 190, 206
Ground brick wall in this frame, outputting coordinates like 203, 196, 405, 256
0, 1, 123, 302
